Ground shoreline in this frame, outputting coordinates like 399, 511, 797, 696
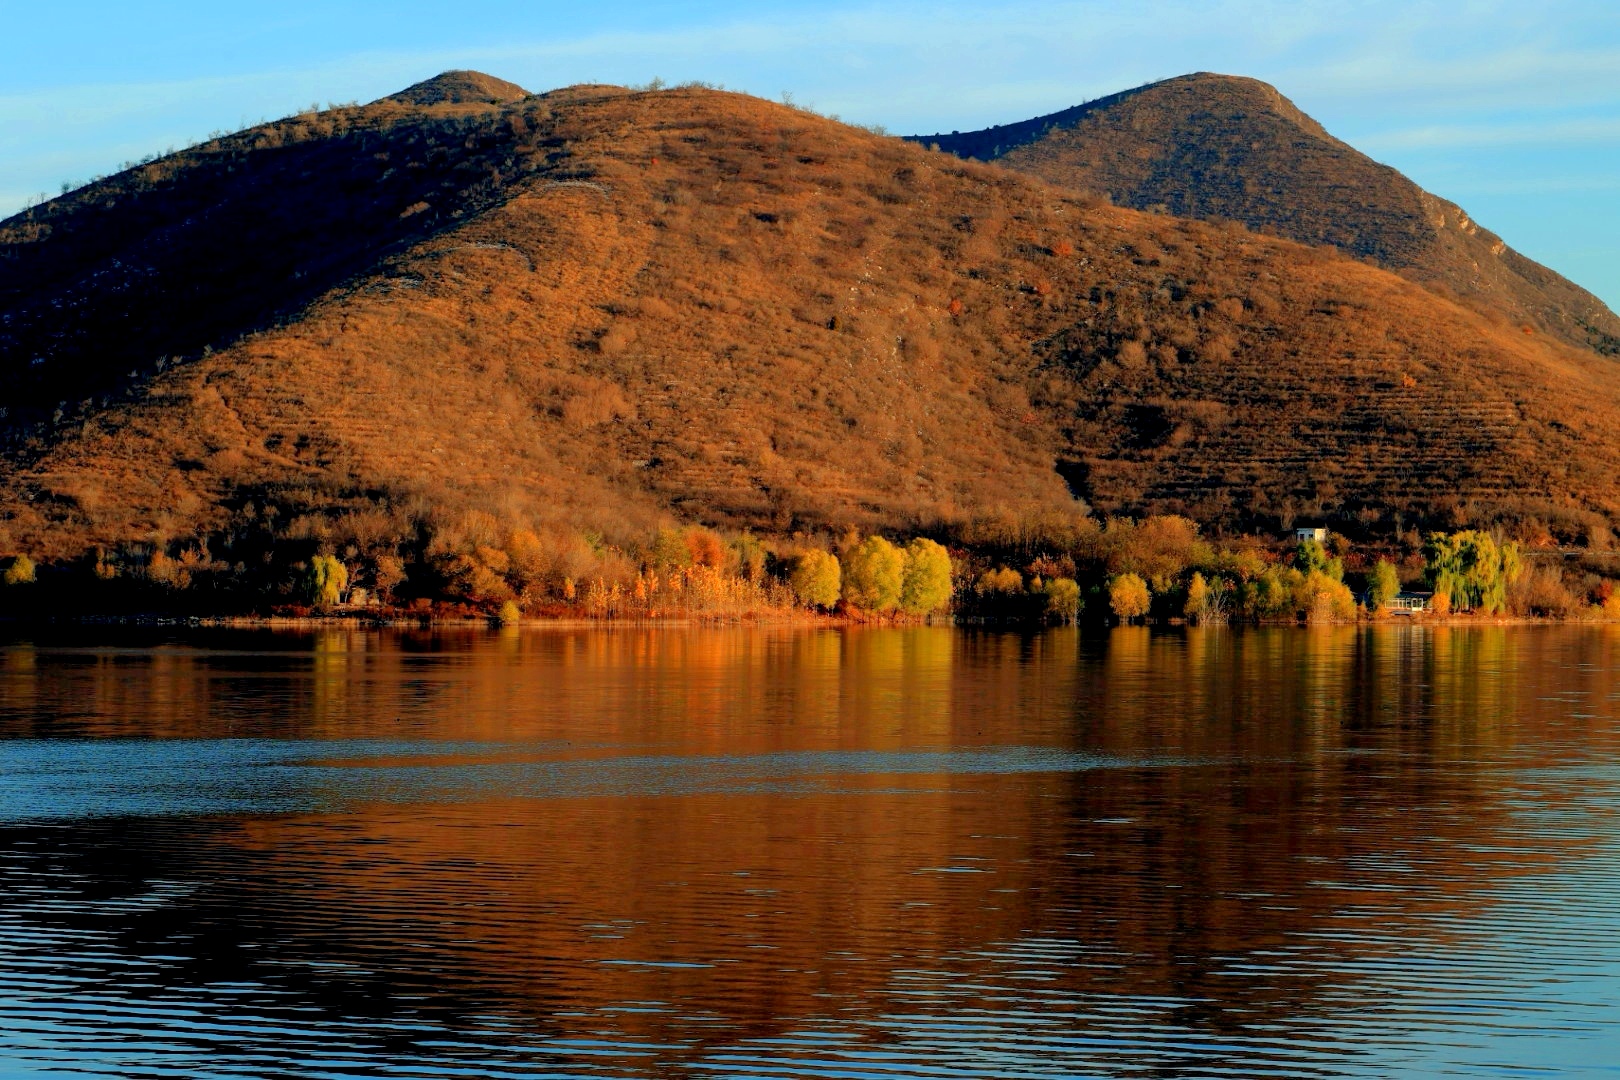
0, 610, 1607, 631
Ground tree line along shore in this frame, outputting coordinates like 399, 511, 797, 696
2, 505, 1612, 626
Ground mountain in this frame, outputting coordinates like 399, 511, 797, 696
911, 73, 1620, 356
4, 72, 1620, 575
383, 70, 530, 106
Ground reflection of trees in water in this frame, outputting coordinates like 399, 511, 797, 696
2, 625, 1618, 1068
1018, 625, 1608, 1031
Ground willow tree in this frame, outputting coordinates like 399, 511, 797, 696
842, 536, 905, 612
789, 550, 841, 610
1424, 531, 1522, 614
306, 555, 349, 608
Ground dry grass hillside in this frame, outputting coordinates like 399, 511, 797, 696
913, 73, 1620, 356
4, 71, 1620, 577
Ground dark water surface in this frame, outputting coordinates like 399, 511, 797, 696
2, 624, 1619, 1078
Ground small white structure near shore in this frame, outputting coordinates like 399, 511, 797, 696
1389, 591, 1432, 614
1366, 589, 1432, 615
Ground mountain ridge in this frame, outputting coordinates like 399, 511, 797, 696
910, 72, 1620, 355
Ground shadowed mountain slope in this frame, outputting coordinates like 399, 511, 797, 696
912, 73, 1620, 356
4, 74, 1620, 564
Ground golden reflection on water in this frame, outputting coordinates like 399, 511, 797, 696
4, 624, 1620, 1055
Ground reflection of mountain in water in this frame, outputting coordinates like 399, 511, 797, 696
2, 626, 1619, 1074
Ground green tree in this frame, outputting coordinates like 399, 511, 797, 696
648, 527, 692, 570
1, 554, 35, 586
1108, 572, 1151, 621
1202, 575, 1231, 623
1424, 530, 1522, 614
1042, 577, 1082, 624
306, 555, 349, 608
1368, 559, 1400, 613
732, 532, 766, 583
788, 549, 841, 610
1248, 566, 1302, 619
899, 538, 953, 615
842, 536, 905, 612
1294, 539, 1344, 582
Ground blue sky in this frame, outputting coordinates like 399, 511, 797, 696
3, 0, 1616, 309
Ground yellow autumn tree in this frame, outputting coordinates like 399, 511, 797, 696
306, 555, 349, 608
899, 538, 953, 615
1108, 572, 1151, 622
1184, 571, 1210, 622
789, 550, 841, 610
1, 554, 35, 586
842, 536, 905, 612
1042, 577, 1081, 623
974, 566, 1023, 595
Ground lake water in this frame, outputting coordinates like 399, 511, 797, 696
2, 624, 1619, 1078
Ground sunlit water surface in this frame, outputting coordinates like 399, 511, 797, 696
2, 624, 1619, 1078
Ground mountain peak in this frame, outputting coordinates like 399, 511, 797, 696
1108, 72, 1331, 139
908, 72, 1328, 159
381, 70, 529, 107
909, 72, 1619, 353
